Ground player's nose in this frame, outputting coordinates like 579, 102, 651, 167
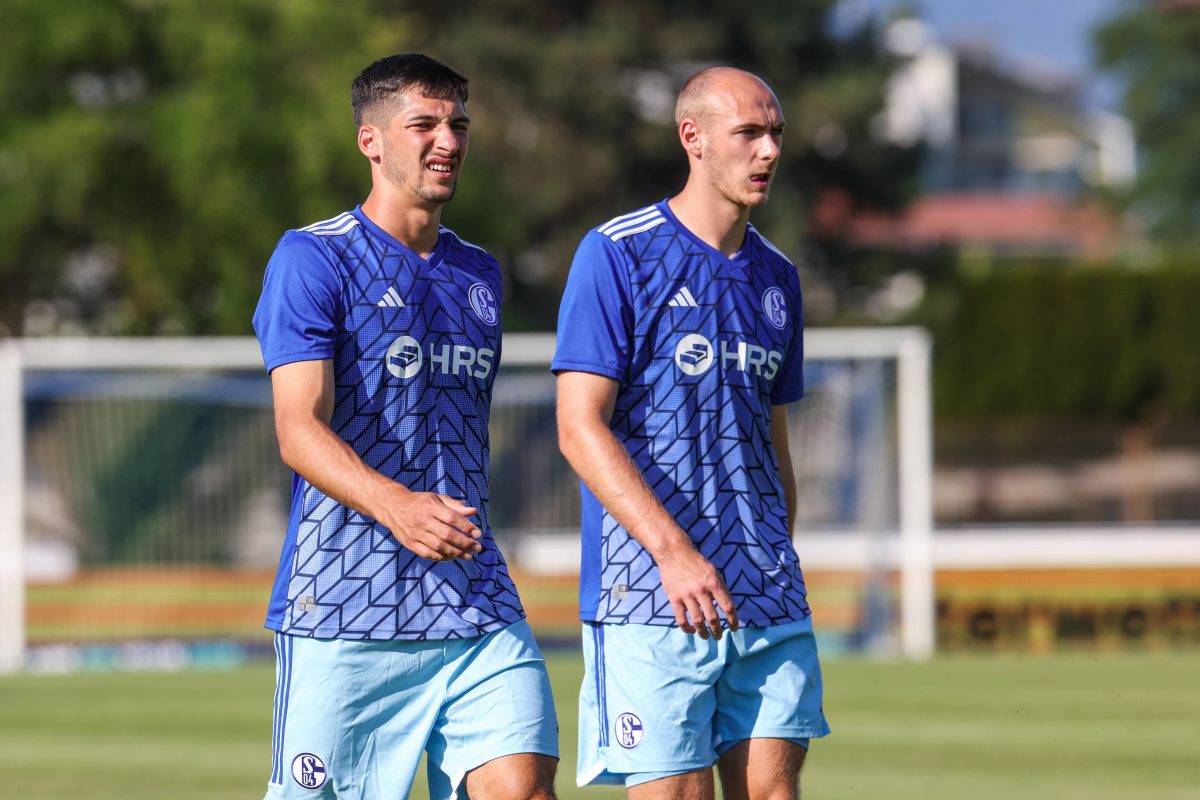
758, 134, 781, 161
433, 125, 463, 155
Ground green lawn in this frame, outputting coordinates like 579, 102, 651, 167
1, 651, 1197, 799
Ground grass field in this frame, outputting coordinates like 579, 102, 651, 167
2, 650, 1197, 799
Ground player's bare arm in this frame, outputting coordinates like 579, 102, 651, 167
270, 358, 482, 562
771, 404, 797, 535
556, 369, 739, 639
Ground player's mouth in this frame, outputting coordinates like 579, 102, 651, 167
750, 171, 773, 188
426, 160, 456, 177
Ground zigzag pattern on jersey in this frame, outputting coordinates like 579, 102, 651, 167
592, 214, 810, 627
281, 217, 524, 640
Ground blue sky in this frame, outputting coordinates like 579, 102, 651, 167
839, 0, 1128, 108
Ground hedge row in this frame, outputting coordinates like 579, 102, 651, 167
921, 266, 1200, 421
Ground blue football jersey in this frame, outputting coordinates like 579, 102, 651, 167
253, 207, 524, 640
552, 200, 810, 627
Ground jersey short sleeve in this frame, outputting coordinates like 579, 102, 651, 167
551, 231, 633, 380
769, 273, 805, 405
252, 231, 341, 372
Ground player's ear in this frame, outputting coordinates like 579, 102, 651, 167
357, 125, 381, 162
679, 118, 703, 158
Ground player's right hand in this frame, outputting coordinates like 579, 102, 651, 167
385, 492, 484, 562
657, 544, 739, 640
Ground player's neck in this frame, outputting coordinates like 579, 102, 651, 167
667, 181, 751, 258
667, 190, 751, 257
360, 190, 444, 258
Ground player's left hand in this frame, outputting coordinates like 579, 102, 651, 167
657, 542, 740, 640
382, 490, 484, 561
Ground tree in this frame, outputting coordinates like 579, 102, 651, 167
1095, 0, 1200, 245
0, 0, 401, 335
411, 0, 919, 328
0, 0, 914, 335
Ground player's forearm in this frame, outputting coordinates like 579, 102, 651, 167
276, 411, 411, 524
558, 416, 695, 561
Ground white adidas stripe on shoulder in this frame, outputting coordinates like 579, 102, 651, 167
301, 212, 353, 232
598, 206, 660, 236
309, 218, 359, 237
598, 205, 658, 234
439, 226, 488, 253
609, 216, 665, 241
301, 212, 359, 237
748, 225, 793, 265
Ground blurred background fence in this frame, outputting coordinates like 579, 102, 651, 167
1, 330, 941, 672
4, 329, 1199, 675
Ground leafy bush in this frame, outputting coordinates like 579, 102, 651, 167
923, 264, 1200, 422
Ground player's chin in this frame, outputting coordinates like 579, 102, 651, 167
418, 185, 456, 204
743, 189, 771, 207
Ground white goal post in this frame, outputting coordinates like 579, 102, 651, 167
807, 327, 934, 660
0, 328, 935, 672
0, 341, 24, 674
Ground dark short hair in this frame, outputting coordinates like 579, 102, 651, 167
350, 54, 469, 127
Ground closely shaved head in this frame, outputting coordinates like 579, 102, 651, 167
674, 67, 777, 128
671, 66, 786, 212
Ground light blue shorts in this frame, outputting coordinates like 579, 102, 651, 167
265, 619, 559, 800
577, 616, 830, 788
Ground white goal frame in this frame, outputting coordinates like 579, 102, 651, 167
0, 328, 936, 672
806, 327, 935, 660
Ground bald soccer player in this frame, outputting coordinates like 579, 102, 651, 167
553, 67, 830, 800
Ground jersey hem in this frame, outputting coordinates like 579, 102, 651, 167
771, 388, 805, 405
549, 359, 624, 381
581, 609, 812, 628
267, 611, 527, 641
263, 349, 336, 373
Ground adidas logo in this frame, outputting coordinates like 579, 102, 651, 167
667, 286, 699, 308
376, 287, 405, 308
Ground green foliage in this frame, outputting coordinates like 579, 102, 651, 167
0, 0, 398, 335
0, 0, 913, 334
1095, 2, 1200, 244
418, 0, 916, 328
925, 264, 1200, 422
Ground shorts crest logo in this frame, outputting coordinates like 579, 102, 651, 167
291, 753, 328, 789
615, 712, 644, 749
762, 287, 787, 330
468, 282, 498, 325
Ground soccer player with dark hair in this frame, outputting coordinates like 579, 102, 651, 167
253, 53, 558, 800
553, 67, 830, 799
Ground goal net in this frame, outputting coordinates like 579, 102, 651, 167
0, 330, 932, 672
